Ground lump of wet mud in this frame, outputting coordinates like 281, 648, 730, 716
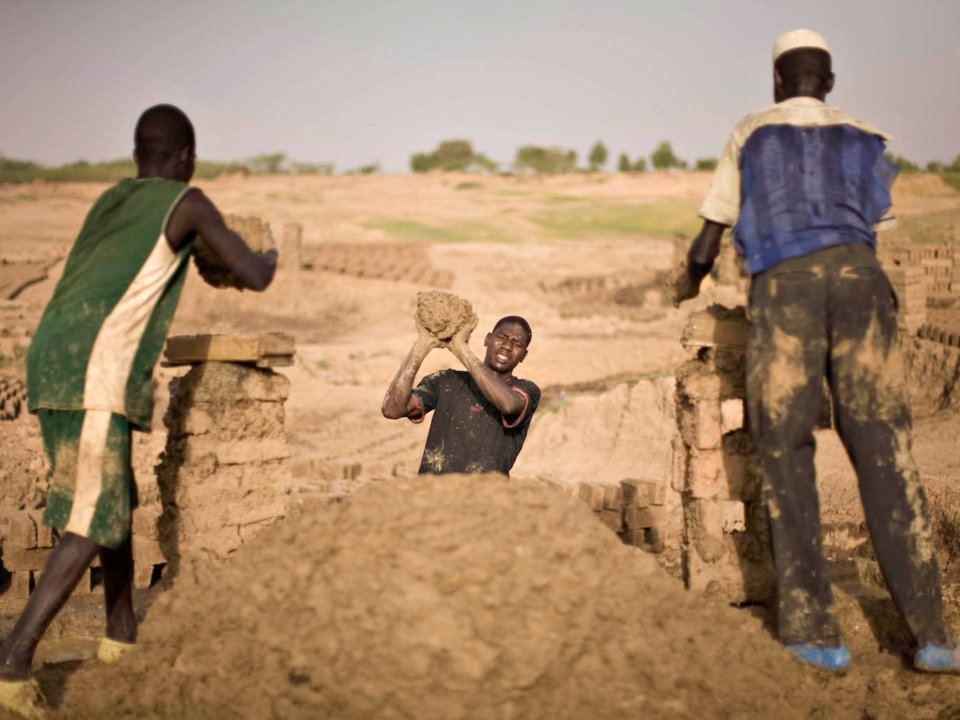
415, 290, 477, 341
194, 214, 276, 289
60, 474, 829, 720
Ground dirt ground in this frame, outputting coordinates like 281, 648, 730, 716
1, 171, 960, 718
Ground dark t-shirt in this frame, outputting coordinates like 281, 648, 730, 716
411, 369, 540, 476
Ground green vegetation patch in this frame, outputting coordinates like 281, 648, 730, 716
896, 207, 960, 245
455, 181, 483, 191
534, 201, 701, 240
364, 219, 514, 244
941, 172, 960, 193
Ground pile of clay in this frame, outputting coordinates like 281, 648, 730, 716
194, 214, 276, 289
58, 473, 849, 720
416, 290, 477, 342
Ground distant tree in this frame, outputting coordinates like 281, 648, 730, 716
617, 153, 631, 173
514, 145, 578, 174
246, 152, 288, 174
291, 162, 334, 175
885, 152, 919, 173
651, 141, 683, 170
410, 153, 432, 173
695, 157, 718, 171
410, 139, 497, 173
633, 157, 647, 173
588, 141, 608, 172
949, 155, 960, 172
926, 160, 945, 173
358, 162, 380, 175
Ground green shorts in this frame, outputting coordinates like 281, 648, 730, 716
38, 409, 137, 549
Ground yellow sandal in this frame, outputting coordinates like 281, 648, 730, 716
0, 678, 46, 719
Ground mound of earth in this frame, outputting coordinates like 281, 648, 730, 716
58, 473, 861, 720
194, 214, 276, 289
416, 291, 476, 342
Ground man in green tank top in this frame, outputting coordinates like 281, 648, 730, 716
0, 104, 278, 718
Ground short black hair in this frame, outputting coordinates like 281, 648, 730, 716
493, 315, 533, 346
775, 48, 832, 87
134, 104, 195, 164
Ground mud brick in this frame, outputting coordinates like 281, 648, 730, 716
239, 517, 282, 542
176, 478, 243, 511
230, 498, 287, 527
132, 536, 165, 568
598, 482, 622, 511
620, 479, 658, 508
681, 308, 749, 350
719, 501, 746, 533
625, 504, 666, 530
217, 439, 289, 465
132, 507, 161, 541
184, 438, 289, 466
2, 547, 51, 572
720, 399, 744, 434
679, 399, 722, 450
239, 464, 291, 493
164, 334, 295, 366
0, 510, 36, 550
182, 406, 214, 436
577, 483, 604, 512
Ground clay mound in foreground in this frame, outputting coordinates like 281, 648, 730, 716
60, 474, 825, 720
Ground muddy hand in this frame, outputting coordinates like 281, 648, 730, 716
670, 262, 701, 308
414, 316, 445, 352
452, 313, 479, 347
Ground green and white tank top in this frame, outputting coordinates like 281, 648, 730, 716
27, 178, 194, 430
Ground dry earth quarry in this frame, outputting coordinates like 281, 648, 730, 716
0, 171, 959, 718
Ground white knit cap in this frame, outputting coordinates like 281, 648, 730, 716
773, 29, 830, 62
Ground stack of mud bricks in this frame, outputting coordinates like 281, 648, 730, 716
885, 264, 926, 335
0, 510, 56, 598
919, 246, 957, 301
303, 242, 453, 287
157, 361, 292, 574
570, 479, 667, 550
674, 306, 775, 603
0, 497, 165, 601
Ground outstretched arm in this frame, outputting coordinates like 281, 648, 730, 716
448, 319, 526, 419
381, 323, 441, 419
671, 219, 728, 307
165, 188, 278, 291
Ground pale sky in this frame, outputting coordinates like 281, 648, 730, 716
1, 0, 958, 173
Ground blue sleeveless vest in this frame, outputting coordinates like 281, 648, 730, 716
733, 124, 897, 274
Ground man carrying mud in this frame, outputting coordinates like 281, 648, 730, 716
673, 29, 959, 674
0, 104, 278, 718
382, 308, 539, 476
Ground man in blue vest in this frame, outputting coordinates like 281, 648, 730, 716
674, 29, 958, 674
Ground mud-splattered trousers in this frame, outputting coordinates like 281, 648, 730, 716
746, 242, 947, 647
